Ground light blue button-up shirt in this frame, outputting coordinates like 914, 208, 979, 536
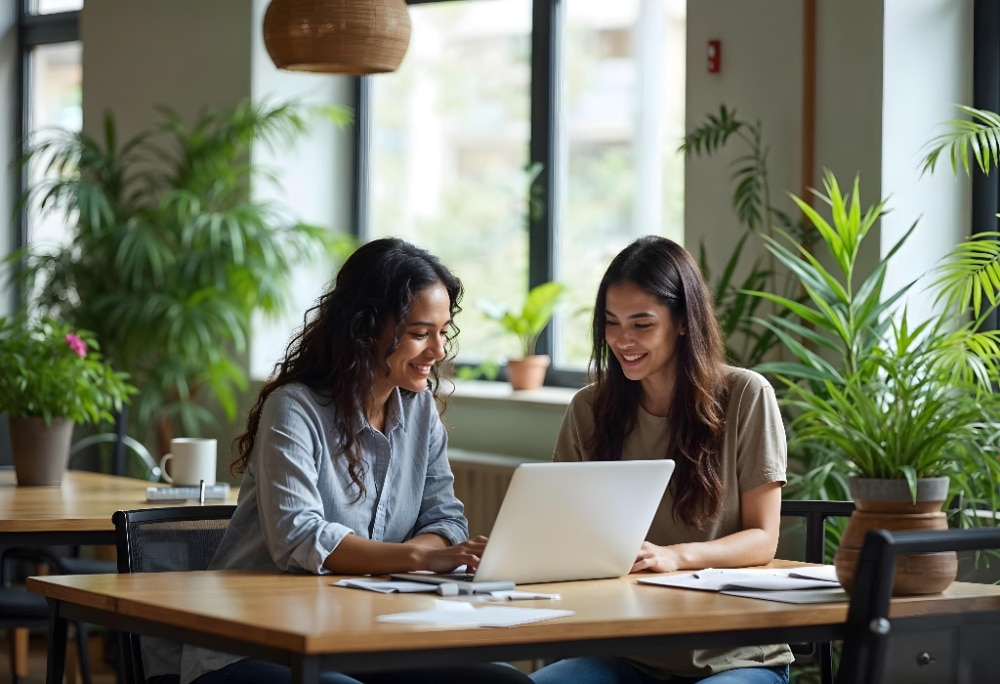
180, 382, 469, 683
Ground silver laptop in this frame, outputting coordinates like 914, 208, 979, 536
393, 459, 675, 591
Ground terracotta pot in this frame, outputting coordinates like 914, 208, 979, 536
6, 415, 75, 486
834, 477, 957, 596
506, 355, 551, 391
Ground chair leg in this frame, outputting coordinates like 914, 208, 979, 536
74, 621, 92, 684
12, 626, 29, 681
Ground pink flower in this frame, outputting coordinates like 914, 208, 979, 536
65, 333, 87, 358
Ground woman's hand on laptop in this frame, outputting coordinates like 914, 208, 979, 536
631, 541, 684, 573
418, 535, 488, 574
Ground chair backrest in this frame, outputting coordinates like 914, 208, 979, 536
836, 526, 1000, 684
779, 499, 855, 684
113, 505, 237, 684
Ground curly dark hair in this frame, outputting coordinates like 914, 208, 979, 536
232, 238, 463, 501
588, 235, 728, 528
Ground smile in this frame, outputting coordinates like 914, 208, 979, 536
621, 353, 645, 362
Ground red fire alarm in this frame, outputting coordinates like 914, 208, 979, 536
707, 39, 721, 74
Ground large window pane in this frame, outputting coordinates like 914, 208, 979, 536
30, 0, 83, 13
369, 0, 532, 365
25, 41, 82, 247
556, 0, 686, 368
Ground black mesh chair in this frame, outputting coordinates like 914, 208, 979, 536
836, 526, 1000, 684
113, 505, 236, 684
779, 499, 855, 684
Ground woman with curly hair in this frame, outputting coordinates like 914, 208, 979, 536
530, 236, 791, 684
181, 238, 531, 684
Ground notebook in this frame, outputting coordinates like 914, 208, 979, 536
393, 459, 675, 592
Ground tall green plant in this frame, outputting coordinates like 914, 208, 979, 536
747, 170, 1000, 522
6, 99, 355, 454
681, 105, 811, 367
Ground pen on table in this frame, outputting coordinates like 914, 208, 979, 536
199, 480, 206, 504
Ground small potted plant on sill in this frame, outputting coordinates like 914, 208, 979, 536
747, 168, 1000, 595
0, 314, 137, 485
479, 281, 566, 390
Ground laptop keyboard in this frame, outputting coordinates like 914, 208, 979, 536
439, 571, 476, 581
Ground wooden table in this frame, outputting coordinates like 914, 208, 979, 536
28, 568, 1000, 684
0, 469, 239, 545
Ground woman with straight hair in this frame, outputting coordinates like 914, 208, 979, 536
530, 235, 791, 684
181, 238, 532, 684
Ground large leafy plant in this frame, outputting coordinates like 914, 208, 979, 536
747, 169, 1000, 519
6, 99, 354, 454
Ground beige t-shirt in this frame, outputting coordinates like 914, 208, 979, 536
554, 366, 793, 678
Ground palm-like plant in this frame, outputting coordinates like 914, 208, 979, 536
682, 104, 813, 367
479, 281, 567, 359
6, 99, 355, 455
747, 169, 1000, 523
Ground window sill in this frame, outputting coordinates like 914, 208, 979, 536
442, 380, 575, 461
448, 379, 576, 409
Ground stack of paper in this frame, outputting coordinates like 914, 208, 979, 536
637, 566, 848, 604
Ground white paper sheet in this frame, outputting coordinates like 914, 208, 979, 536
334, 578, 440, 594
637, 566, 841, 592
377, 605, 574, 627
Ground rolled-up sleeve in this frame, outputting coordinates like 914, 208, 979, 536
255, 391, 352, 573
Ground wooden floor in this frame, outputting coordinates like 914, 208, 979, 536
0, 631, 117, 684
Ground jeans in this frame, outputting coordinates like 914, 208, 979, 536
192, 658, 533, 684
529, 657, 789, 684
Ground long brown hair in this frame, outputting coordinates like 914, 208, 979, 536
232, 238, 463, 501
589, 236, 728, 527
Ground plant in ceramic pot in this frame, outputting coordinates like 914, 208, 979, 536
0, 315, 137, 485
478, 281, 566, 390
748, 170, 1000, 595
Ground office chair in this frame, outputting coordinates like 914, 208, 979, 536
836, 526, 1000, 684
779, 499, 856, 684
113, 505, 237, 684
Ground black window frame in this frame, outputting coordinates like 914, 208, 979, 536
973, 0, 1000, 332
10, 1, 81, 311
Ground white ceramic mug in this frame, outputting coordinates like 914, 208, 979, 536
159, 438, 217, 486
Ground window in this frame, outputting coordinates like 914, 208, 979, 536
368, 0, 533, 363
362, 0, 686, 382
30, 0, 82, 13
16, 2, 82, 260
24, 40, 82, 247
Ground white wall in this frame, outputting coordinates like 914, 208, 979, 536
684, 1, 802, 283
81, 0, 252, 142
881, 0, 972, 320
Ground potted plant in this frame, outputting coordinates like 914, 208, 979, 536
5, 99, 354, 457
748, 169, 1000, 595
478, 281, 566, 390
0, 314, 136, 485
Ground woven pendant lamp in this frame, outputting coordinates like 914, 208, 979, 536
263, 0, 412, 75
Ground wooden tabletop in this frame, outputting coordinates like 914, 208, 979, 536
28, 567, 1000, 657
0, 470, 239, 533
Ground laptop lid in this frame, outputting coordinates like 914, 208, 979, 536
472, 459, 675, 584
